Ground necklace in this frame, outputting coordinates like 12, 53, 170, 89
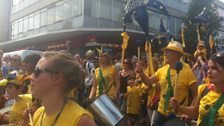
40, 100, 66, 126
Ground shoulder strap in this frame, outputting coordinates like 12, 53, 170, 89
201, 86, 210, 99
200, 93, 224, 126
164, 67, 173, 112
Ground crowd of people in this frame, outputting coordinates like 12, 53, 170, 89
0, 39, 223, 126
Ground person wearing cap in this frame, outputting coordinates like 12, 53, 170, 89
0, 75, 33, 125
84, 50, 95, 101
88, 49, 120, 101
192, 41, 208, 86
194, 41, 207, 59
135, 41, 198, 126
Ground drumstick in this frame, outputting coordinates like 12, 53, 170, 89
26, 103, 33, 126
174, 62, 183, 98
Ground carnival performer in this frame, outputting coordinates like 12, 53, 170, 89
88, 49, 120, 100
170, 51, 224, 126
0, 75, 33, 125
135, 41, 198, 126
31, 51, 96, 126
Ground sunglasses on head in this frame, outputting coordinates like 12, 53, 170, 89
33, 67, 55, 78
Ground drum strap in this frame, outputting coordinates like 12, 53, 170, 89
164, 67, 173, 112
98, 68, 106, 95
200, 93, 224, 126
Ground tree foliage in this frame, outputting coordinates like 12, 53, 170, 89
183, 0, 223, 54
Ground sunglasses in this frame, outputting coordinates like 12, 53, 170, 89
33, 67, 55, 78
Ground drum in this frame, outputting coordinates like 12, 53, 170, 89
87, 94, 124, 126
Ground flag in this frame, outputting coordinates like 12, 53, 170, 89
160, 18, 167, 33
181, 23, 186, 48
123, 0, 169, 40
145, 41, 154, 76
197, 25, 201, 43
146, 0, 169, 16
209, 34, 214, 49
133, 6, 149, 38
121, 32, 130, 68
192, 7, 208, 23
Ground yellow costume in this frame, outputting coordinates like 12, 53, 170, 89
33, 100, 93, 126
155, 63, 197, 116
9, 94, 32, 124
127, 86, 141, 115
95, 65, 116, 97
197, 84, 224, 126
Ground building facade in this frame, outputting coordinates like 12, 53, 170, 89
0, 0, 189, 53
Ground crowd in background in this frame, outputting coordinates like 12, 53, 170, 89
0, 39, 223, 126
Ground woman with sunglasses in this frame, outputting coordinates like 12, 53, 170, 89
170, 51, 224, 126
31, 51, 96, 126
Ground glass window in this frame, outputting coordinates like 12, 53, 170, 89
11, 23, 15, 36
19, 0, 24, 11
48, 7, 55, 24
56, 3, 64, 22
14, 21, 19, 35
23, 17, 29, 32
73, 0, 81, 16
34, 12, 40, 29
148, 12, 154, 28
18, 18, 23, 33
24, 0, 29, 8
29, 14, 34, 30
112, 0, 123, 21
100, 0, 111, 19
64, 1, 73, 19
91, 0, 99, 17
168, 17, 175, 33
41, 9, 47, 26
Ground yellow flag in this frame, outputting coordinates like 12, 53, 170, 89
121, 32, 129, 68
197, 26, 201, 43
146, 41, 154, 76
209, 34, 214, 49
181, 26, 186, 48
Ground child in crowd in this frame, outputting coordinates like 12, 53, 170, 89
125, 76, 141, 126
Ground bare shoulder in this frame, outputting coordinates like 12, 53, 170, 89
77, 115, 97, 126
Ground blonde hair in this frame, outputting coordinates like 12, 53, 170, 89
43, 51, 84, 93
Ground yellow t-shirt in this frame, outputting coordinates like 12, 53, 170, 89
95, 65, 116, 97
197, 85, 224, 126
155, 63, 197, 116
33, 100, 93, 126
127, 86, 141, 115
10, 94, 33, 124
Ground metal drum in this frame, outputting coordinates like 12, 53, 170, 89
87, 94, 124, 126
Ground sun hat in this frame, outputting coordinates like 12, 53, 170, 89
85, 49, 95, 58
162, 41, 186, 55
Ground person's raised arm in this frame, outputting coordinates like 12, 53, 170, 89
135, 62, 158, 88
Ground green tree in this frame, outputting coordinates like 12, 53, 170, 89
183, 0, 223, 54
